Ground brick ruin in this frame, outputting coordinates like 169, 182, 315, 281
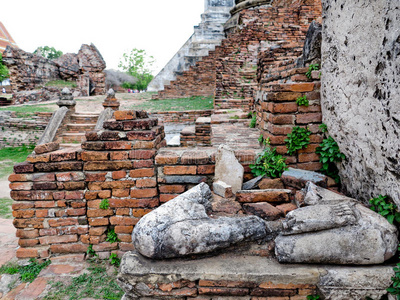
2, 43, 106, 102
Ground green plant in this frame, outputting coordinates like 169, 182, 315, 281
250, 147, 288, 178
285, 126, 311, 155
296, 95, 309, 106
249, 113, 257, 128
316, 136, 345, 183
387, 244, 400, 297
87, 244, 97, 258
258, 134, 269, 146
306, 64, 320, 79
306, 296, 320, 300
319, 123, 328, 133
229, 115, 240, 120
109, 253, 121, 267
0, 258, 51, 283
369, 195, 400, 225
106, 229, 120, 244
99, 199, 110, 210
34, 46, 63, 60
0, 52, 9, 82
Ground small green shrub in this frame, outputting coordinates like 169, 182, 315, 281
387, 244, 400, 297
106, 229, 120, 244
250, 147, 288, 178
109, 253, 121, 267
99, 199, 109, 210
306, 296, 320, 300
285, 126, 311, 155
316, 136, 345, 183
319, 123, 328, 133
258, 134, 270, 146
87, 244, 97, 258
249, 113, 257, 128
296, 95, 309, 106
306, 64, 320, 79
369, 195, 400, 225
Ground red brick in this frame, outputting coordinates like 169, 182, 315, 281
198, 287, 249, 296
10, 182, 33, 190
48, 218, 78, 227
84, 161, 133, 171
296, 112, 322, 124
81, 151, 109, 161
298, 143, 320, 154
93, 242, 118, 252
110, 216, 139, 226
13, 210, 35, 218
39, 228, 57, 236
89, 226, 107, 236
39, 235, 78, 245
160, 194, 178, 202
269, 102, 298, 113
63, 182, 85, 190
276, 203, 298, 215
115, 226, 134, 234
89, 218, 109, 226
298, 152, 320, 163
236, 190, 290, 203
119, 243, 135, 251
104, 141, 132, 150
16, 248, 38, 258
270, 114, 295, 125
16, 229, 39, 239
114, 110, 135, 121
127, 131, 157, 141
110, 151, 129, 160
159, 185, 185, 194
181, 151, 209, 164
32, 173, 55, 182
8, 174, 31, 182
87, 209, 114, 218
113, 189, 130, 197
296, 162, 323, 171
85, 172, 107, 182
155, 152, 179, 164
133, 160, 153, 168
18, 238, 39, 247
98, 190, 112, 199
197, 165, 215, 174
131, 209, 152, 217
67, 208, 86, 216
12, 202, 34, 210
50, 244, 88, 253
130, 188, 158, 198
36, 210, 49, 218
129, 168, 155, 178
136, 178, 157, 188
65, 191, 84, 200
129, 150, 156, 160
164, 166, 197, 175
116, 208, 130, 215
117, 234, 132, 243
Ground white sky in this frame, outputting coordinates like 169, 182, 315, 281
1, 0, 205, 74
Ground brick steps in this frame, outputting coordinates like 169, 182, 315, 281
61, 133, 86, 143
60, 113, 99, 144
70, 113, 99, 124
214, 98, 249, 110
65, 123, 96, 133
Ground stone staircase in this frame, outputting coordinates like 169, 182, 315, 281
60, 112, 99, 144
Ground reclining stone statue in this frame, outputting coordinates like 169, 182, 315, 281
275, 182, 398, 265
132, 182, 267, 259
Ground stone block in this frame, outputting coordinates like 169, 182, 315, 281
213, 180, 234, 198
243, 203, 283, 221
281, 168, 327, 189
34, 142, 60, 154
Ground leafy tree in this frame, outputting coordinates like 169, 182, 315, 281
34, 46, 63, 60
118, 48, 154, 91
0, 53, 9, 82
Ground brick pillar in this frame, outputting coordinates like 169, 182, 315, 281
102, 89, 120, 111
82, 109, 166, 254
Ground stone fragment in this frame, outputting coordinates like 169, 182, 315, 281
281, 168, 327, 189
214, 145, 244, 194
132, 183, 267, 259
38, 106, 68, 145
296, 21, 322, 67
243, 203, 283, 221
34, 142, 60, 155
213, 180, 233, 198
236, 189, 291, 203
242, 175, 264, 190
258, 178, 284, 190
275, 182, 398, 265
211, 194, 242, 216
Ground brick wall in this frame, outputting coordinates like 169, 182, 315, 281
150, 109, 213, 123
9, 115, 261, 258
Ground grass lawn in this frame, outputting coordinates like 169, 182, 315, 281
0, 198, 12, 219
128, 95, 214, 112
0, 104, 56, 118
0, 145, 35, 179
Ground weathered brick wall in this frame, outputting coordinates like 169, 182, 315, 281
256, 65, 323, 171
150, 109, 213, 123
156, 51, 217, 100
0, 112, 52, 148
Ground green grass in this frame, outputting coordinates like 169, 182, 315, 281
128, 95, 214, 112
0, 104, 56, 118
45, 80, 77, 88
0, 145, 35, 179
0, 198, 12, 219
44, 259, 123, 300
0, 259, 51, 283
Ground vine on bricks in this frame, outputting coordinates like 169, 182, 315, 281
285, 126, 311, 155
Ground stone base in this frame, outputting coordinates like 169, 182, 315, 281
118, 251, 394, 299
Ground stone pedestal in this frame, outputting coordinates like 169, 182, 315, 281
57, 88, 76, 115
102, 88, 120, 111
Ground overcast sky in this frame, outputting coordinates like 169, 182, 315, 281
1, 0, 205, 74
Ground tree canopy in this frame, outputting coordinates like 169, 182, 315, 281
118, 49, 154, 91
0, 53, 9, 82
34, 46, 63, 60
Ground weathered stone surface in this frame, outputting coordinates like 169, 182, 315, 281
242, 175, 263, 190
321, 0, 400, 206
281, 168, 327, 189
95, 108, 114, 130
213, 180, 233, 198
214, 145, 244, 193
132, 183, 267, 259
37, 107, 68, 145
34, 142, 59, 155
258, 178, 284, 190
275, 183, 398, 265
210, 194, 242, 215
296, 21, 322, 67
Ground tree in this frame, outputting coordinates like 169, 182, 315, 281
0, 53, 9, 82
34, 46, 63, 60
118, 49, 154, 91
104, 69, 137, 90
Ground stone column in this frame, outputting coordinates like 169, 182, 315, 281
57, 87, 76, 115
102, 89, 120, 111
